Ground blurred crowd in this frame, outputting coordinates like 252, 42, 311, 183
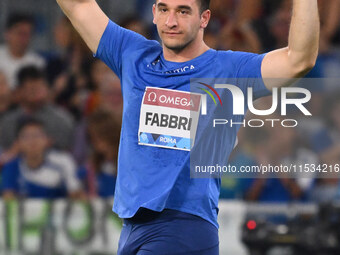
0, 0, 340, 204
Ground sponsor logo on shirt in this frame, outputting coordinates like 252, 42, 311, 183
164, 65, 195, 74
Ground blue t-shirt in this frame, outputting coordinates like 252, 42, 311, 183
95, 20, 270, 228
2, 151, 80, 199
250, 178, 300, 203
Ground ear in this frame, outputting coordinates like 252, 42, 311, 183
200, 9, 211, 29
152, 4, 157, 25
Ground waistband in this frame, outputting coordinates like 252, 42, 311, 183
123, 208, 196, 225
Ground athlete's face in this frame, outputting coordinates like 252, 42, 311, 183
153, 0, 210, 51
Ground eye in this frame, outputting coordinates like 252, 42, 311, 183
160, 8, 168, 13
179, 10, 189, 15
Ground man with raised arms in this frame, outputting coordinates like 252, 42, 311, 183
56, 0, 319, 254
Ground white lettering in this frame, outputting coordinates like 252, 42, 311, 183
160, 137, 177, 143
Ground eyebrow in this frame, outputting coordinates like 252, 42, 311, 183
157, 3, 167, 8
177, 5, 192, 11
157, 3, 192, 11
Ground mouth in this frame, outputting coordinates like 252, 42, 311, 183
163, 31, 182, 37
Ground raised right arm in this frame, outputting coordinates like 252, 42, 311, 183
56, 0, 109, 53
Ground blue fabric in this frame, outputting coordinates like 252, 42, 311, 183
77, 166, 116, 198
311, 128, 333, 153
0, 173, 3, 195
95, 20, 271, 229
96, 172, 116, 197
117, 209, 219, 255
2, 158, 67, 198
220, 151, 256, 199
248, 178, 298, 203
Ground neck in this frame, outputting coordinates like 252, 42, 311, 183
8, 46, 25, 59
163, 38, 210, 62
24, 154, 44, 169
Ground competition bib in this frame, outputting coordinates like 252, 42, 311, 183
138, 87, 202, 151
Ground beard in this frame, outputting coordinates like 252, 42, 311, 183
164, 39, 193, 52
161, 31, 198, 53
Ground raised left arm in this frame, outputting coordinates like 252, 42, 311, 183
261, 0, 320, 90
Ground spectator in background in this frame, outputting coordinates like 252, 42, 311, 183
267, 2, 291, 51
209, 0, 234, 29
219, 128, 256, 199
235, 0, 340, 53
244, 125, 308, 203
77, 109, 120, 198
317, 0, 340, 79
2, 118, 82, 200
83, 59, 122, 116
308, 92, 340, 203
0, 66, 75, 164
135, 0, 155, 25
318, 0, 340, 54
0, 13, 45, 89
0, 71, 12, 119
120, 16, 150, 38
47, 16, 93, 120
312, 92, 340, 164
72, 60, 122, 165
135, 0, 159, 39
263, 0, 325, 80
235, 0, 340, 76
96, 72, 123, 117
203, 0, 262, 52
47, 16, 73, 83
236, 0, 288, 52
218, 19, 262, 53
0, 174, 2, 196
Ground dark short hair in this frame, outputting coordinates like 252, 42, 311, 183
199, 0, 210, 13
16, 117, 46, 138
155, 0, 210, 13
17, 65, 46, 87
6, 13, 34, 30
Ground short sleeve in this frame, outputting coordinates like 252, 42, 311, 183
2, 161, 19, 192
235, 52, 272, 99
94, 20, 148, 79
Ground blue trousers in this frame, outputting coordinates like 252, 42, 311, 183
117, 208, 219, 255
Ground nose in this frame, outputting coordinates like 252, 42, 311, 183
166, 11, 178, 28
